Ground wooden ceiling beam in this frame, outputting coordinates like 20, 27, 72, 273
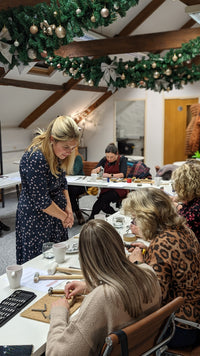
55, 27, 200, 58
0, 0, 50, 11
179, 0, 200, 5
118, 0, 165, 37
19, 78, 81, 128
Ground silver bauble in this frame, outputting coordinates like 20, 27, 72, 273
101, 7, 109, 18
27, 48, 37, 60
14, 40, 19, 47
55, 25, 66, 38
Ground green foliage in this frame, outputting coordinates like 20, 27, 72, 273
192, 151, 200, 158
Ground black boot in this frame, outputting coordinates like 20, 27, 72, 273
0, 221, 10, 231
75, 210, 85, 225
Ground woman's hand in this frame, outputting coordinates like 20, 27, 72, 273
126, 242, 147, 252
128, 247, 144, 263
51, 297, 70, 310
63, 206, 74, 228
92, 167, 101, 174
65, 281, 87, 299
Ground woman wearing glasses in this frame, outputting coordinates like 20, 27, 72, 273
16, 116, 80, 264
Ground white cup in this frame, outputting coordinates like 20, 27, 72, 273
112, 215, 125, 228
53, 242, 67, 263
154, 176, 162, 186
6, 265, 23, 289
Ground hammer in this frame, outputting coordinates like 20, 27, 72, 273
34, 272, 83, 283
47, 262, 82, 275
48, 287, 65, 295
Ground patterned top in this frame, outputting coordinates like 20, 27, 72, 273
179, 197, 200, 243
16, 149, 69, 264
144, 226, 200, 327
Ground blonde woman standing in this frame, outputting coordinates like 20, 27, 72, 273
16, 116, 80, 264
46, 219, 161, 356
122, 188, 200, 349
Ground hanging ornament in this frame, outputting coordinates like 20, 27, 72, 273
14, 40, 19, 47
40, 20, 55, 36
124, 64, 128, 70
153, 71, 160, 79
30, 25, 38, 35
165, 68, 172, 76
69, 67, 74, 73
27, 48, 37, 60
40, 50, 47, 58
130, 82, 135, 88
152, 62, 157, 68
88, 79, 94, 86
91, 15, 96, 23
172, 54, 178, 62
57, 63, 61, 69
53, 11, 58, 17
121, 73, 125, 80
55, 25, 66, 38
101, 7, 109, 18
178, 53, 182, 58
143, 64, 147, 68
76, 8, 82, 15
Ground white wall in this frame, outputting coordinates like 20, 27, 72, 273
1, 82, 200, 177
85, 82, 200, 177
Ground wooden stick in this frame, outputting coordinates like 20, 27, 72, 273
39, 274, 83, 280
56, 267, 82, 274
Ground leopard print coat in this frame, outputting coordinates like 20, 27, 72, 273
145, 226, 200, 328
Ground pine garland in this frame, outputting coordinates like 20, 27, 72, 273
0, 0, 139, 67
46, 36, 200, 92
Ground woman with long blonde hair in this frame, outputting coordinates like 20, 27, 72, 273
46, 219, 161, 356
16, 116, 80, 264
122, 188, 200, 349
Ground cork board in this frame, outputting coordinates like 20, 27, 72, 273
21, 293, 84, 324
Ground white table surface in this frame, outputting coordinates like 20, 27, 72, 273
0, 236, 80, 356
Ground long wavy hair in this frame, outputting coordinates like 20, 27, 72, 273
172, 162, 200, 202
27, 116, 80, 176
79, 219, 159, 319
122, 188, 186, 241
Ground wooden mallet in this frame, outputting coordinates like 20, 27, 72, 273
47, 262, 82, 275
34, 272, 83, 283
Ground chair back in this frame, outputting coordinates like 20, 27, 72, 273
100, 297, 184, 356
83, 161, 98, 176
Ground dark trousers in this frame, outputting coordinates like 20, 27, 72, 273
90, 190, 120, 218
68, 185, 85, 212
168, 326, 200, 348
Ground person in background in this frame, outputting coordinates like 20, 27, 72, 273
16, 116, 80, 264
88, 143, 127, 219
68, 147, 85, 225
0, 220, 10, 237
171, 160, 200, 243
46, 219, 161, 356
122, 188, 200, 349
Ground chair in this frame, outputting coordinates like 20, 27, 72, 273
100, 297, 184, 356
76, 161, 99, 217
165, 317, 200, 356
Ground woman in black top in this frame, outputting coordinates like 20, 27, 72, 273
88, 143, 127, 219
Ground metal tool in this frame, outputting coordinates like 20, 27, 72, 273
48, 287, 65, 296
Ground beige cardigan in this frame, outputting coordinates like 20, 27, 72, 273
46, 266, 161, 356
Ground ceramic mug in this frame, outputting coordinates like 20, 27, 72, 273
6, 265, 23, 289
53, 242, 67, 263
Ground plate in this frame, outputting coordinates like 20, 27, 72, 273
66, 243, 79, 254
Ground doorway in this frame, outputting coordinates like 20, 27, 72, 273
164, 98, 198, 164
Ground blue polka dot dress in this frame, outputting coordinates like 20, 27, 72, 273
16, 149, 69, 264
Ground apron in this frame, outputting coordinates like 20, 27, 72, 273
100, 155, 128, 199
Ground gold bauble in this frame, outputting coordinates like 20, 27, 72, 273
172, 54, 178, 62
69, 67, 74, 73
130, 82, 135, 88
153, 71, 160, 79
47, 26, 53, 35
165, 68, 172, 76
55, 25, 66, 38
88, 79, 94, 86
121, 73, 125, 80
152, 62, 157, 69
143, 64, 147, 68
53, 11, 58, 17
91, 15, 96, 23
30, 25, 38, 35
125, 64, 128, 70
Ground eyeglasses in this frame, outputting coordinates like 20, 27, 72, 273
131, 218, 136, 225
